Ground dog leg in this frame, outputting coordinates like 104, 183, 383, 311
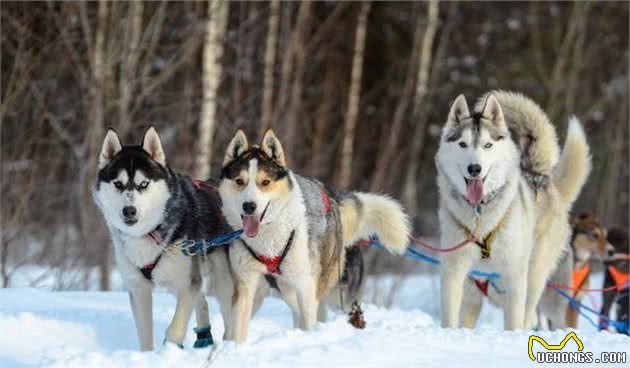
504, 269, 527, 330
232, 274, 259, 343
440, 258, 470, 328
165, 286, 200, 346
193, 295, 213, 348
317, 303, 328, 323
297, 280, 318, 330
460, 281, 483, 329
129, 284, 154, 351
524, 250, 554, 329
280, 288, 301, 329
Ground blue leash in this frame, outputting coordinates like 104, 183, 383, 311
369, 235, 501, 280
552, 287, 628, 331
178, 229, 244, 256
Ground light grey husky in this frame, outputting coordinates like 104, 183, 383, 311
435, 91, 591, 330
218, 129, 411, 342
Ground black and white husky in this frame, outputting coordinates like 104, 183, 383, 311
218, 129, 411, 342
93, 127, 234, 350
435, 91, 591, 330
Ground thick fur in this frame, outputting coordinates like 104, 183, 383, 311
93, 127, 235, 350
437, 92, 591, 331
219, 129, 410, 342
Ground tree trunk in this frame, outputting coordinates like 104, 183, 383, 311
118, 1, 144, 135
259, 0, 280, 137
194, 0, 229, 179
401, 0, 440, 218
337, 1, 371, 189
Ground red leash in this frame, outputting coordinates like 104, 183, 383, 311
192, 179, 218, 191
410, 235, 475, 253
546, 283, 618, 293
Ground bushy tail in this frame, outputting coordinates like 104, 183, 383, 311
338, 192, 410, 254
553, 116, 592, 206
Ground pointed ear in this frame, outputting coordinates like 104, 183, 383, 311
223, 129, 249, 167
99, 128, 122, 170
447, 94, 470, 127
261, 129, 286, 167
142, 126, 166, 166
480, 94, 506, 129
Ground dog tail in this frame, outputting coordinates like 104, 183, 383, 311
476, 90, 561, 181
553, 116, 592, 206
338, 192, 410, 254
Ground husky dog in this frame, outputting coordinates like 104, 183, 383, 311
218, 129, 410, 342
435, 91, 591, 330
93, 127, 234, 350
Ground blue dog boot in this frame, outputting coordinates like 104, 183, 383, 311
193, 326, 214, 348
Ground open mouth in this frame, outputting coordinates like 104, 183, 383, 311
464, 177, 485, 206
240, 202, 269, 238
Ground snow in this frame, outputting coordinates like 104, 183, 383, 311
1, 274, 628, 368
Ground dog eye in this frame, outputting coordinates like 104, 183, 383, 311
484, 142, 493, 149
138, 181, 149, 189
261, 179, 270, 187
459, 142, 467, 148
235, 178, 245, 186
113, 181, 124, 190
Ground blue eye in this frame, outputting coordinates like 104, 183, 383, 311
459, 142, 467, 148
138, 181, 149, 189
113, 181, 124, 190
484, 142, 493, 149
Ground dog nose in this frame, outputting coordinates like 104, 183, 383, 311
122, 206, 137, 218
242, 202, 257, 215
467, 164, 482, 177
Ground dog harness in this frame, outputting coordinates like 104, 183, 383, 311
140, 253, 163, 281
241, 230, 295, 275
572, 263, 590, 296
608, 265, 630, 291
449, 212, 504, 259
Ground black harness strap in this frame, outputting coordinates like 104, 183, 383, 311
241, 230, 295, 278
139, 253, 163, 282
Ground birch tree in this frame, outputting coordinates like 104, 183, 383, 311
259, 0, 280, 137
402, 0, 439, 216
194, 0, 229, 179
338, 1, 370, 189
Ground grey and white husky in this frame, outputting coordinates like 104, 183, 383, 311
218, 129, 411, 342
93, 127, 234, 350
435, 91, 591, 330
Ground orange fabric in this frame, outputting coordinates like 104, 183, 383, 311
607, 265, 630, 291
572, 264, 590, 295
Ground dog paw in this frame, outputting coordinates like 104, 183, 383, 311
193, 326, 214, 348
162, 339, 184, 349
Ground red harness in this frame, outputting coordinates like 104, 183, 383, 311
473, 278, 489, 297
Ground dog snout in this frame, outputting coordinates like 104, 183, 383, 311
122, 206, 137, 218
242, 201, 257, 215
467, 164, 482, 177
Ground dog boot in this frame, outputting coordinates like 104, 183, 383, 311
193, 326, 214, 348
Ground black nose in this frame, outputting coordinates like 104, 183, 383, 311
467, 164, 482, 177
242, 202, 257, 215
122, 206, 137, 218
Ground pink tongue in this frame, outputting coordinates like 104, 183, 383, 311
242, 215, 261, 238
466, 178, 484, 206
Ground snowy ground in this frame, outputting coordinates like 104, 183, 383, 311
1, 272, 628, 367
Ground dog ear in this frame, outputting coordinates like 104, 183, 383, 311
223, 129, 249, 167
98, 128, 122, 170
142, 126, 166, 166
480, 94, 506, 129
447, 94, 470, 127
261, 129, 286, 167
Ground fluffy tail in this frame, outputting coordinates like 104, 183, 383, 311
338, 192, 410, 254
553, 116, 592, 206
475, 90, 560, 179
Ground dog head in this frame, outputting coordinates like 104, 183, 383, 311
93, 127, 171, 237
436, 94, 519, 207
570, 212, 609, 262
219, 129, 292, 238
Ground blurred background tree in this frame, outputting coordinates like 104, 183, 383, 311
1, 1, 628, 290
